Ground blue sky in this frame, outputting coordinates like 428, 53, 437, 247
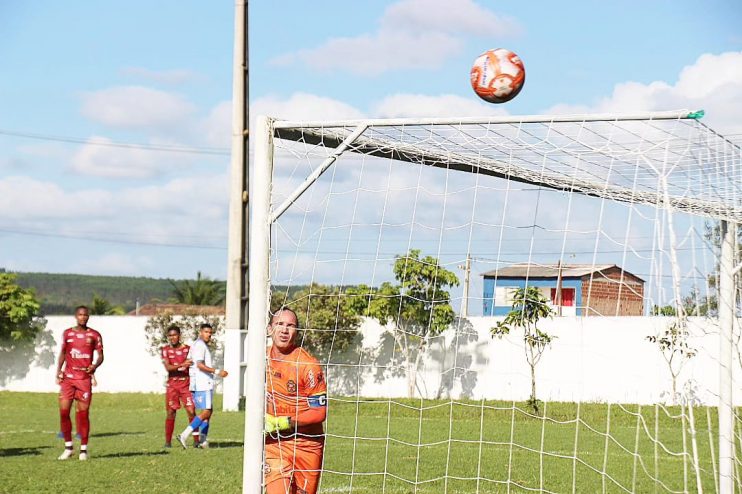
1, 0, 741, 285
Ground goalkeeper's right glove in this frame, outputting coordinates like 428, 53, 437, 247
264, 414, 291, 434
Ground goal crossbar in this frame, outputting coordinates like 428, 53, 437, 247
273, 109, 742, 223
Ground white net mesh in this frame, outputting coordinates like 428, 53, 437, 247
252, 111, 742, 493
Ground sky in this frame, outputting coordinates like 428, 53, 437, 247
1, 0, 741, 293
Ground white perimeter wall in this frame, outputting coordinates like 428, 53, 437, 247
1, 315, 738, 406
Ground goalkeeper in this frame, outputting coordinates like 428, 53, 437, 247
264, 308, 327, 494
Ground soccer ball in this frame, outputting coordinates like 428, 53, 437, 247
470, 48, 525, 104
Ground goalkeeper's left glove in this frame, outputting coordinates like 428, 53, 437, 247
264, 414, 291, 434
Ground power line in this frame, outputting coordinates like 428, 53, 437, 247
0, 227, 225, 250
0, 128, 230, 156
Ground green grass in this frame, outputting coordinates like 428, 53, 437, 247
1, 392, 732, 493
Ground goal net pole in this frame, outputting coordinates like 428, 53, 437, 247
242, 115, 273, 493
719, 220, 736, 494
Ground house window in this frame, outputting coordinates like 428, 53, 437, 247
551, 287, 575, 306
494, 286, 518, 306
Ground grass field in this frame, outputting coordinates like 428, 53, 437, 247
1, 392, 733, 493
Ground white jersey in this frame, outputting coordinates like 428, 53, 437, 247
188, 338, 214, 391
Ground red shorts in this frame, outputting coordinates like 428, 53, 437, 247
59, 378, 92, 403
166, 379, 194, 411
265, 436, 324, 494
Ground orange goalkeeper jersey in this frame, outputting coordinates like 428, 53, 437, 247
266, 345, 327, 438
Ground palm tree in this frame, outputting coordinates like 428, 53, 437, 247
170, 272, 225, 306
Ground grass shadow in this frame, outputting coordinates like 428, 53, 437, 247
206, 440, 243, 448
0, 446, 50, 457
91, 431, 146, 438
96, 450, 170, 459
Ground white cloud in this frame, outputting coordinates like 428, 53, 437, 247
69, 136, 187, 179
80, 85, 196, 129
0, 174, 227, 242
375, 93, 509, 118
383, 0, 520, 37
544, 51, 742, 135
271, 0, 520, 75
120, 67, 199, 85
252, 92, 366, 122
0, 175, 113, 220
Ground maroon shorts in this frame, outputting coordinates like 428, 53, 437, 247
59, 378, 93, 403
166, 379, 194, 411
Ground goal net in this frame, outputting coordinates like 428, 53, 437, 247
241, 110, 742, 493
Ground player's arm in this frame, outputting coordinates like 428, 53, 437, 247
55, 338, 67, 384
196, 361, 228, 378
86, 334, 104, 374
265, 396, 327, 433
161, 355, 192, 372
87, 348, 104, 374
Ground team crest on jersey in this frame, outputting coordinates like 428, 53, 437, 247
86, 337, 93, 345
176, 351, 182, 356
286, 380, 297, 393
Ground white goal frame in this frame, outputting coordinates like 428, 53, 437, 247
239, 110, 741, 493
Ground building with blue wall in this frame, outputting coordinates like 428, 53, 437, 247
482, 263, 644, 317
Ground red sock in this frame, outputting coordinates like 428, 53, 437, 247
76, 410, 90, 446
60, 409, 73, 442
165, 418, 175, 443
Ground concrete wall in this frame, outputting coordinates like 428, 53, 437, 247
1, 315, 738, 407
0, 315, 225, 394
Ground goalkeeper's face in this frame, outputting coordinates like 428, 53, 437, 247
270, 309, 299, 353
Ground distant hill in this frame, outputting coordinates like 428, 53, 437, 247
12, 272, 216, 315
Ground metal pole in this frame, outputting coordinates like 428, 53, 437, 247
459, 254, 471, 318
718, 219, 735, 493
223, 0, 249, 412
242, 115, 273, 493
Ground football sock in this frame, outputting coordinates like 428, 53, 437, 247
189, 416, 203, 431
165, 418, 175, 443
60, 409, 73, 442
199, 420, 209, 441
76, 410, 90, 446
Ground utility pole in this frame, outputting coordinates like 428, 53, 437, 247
459, 254, 472, 318
223, 0, 249, 412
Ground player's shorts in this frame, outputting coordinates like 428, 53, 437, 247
192, 389, 213, 410
264, 436, 324, 494
166, 379, 194, 411
59, 378, 93, 403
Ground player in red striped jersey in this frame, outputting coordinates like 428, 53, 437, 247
55, 306, 104, 461
161, 325, 196, 448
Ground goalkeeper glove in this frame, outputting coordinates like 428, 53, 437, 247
264, 414, 291, 434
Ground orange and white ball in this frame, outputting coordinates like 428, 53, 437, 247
470, 48, 525, 104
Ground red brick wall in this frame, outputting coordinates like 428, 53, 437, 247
581, 267, 644, 316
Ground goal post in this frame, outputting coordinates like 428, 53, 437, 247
239, 110, 741, 493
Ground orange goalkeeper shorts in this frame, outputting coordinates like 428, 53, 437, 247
265, 436, 324, 494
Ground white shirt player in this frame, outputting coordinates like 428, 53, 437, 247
188, 338, 214, 392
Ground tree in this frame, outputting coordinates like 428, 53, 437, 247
646, 319, 697, 404
271, 283, 364, 359
90, 293, 125, 315
0, 273, 46, 342
144, 310, 224, 359
170, 272, 225, 306
361, 249, 459, 398
491, 286, 555, 413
